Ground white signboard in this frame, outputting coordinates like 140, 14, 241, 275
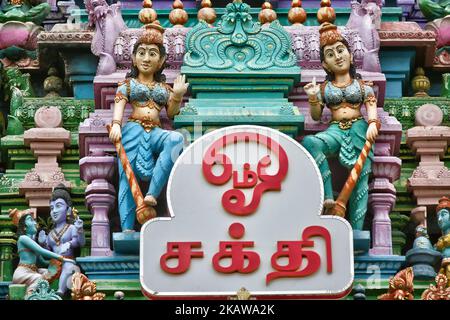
140, 125, 354, 299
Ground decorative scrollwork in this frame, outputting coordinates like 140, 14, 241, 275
183, 1, 297, 72
26, 279, 62, 300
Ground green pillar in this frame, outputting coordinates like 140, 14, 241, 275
390, 212, 409, 256
8, 284, 26, 300
0, 215, 16, 282
442, 73, 450, 98
0, 240, 16, 282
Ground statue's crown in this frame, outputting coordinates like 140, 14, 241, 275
138, 22, 165, 45
319, 22, 344, 48
437, 196, 450, 213
8, 208, 33, 227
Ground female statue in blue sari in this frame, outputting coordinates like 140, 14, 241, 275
302, 23, 380, 230
108, 23, 188, 231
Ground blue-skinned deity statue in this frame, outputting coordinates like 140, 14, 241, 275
38, 184, 84, 296
9, 208, 75, 298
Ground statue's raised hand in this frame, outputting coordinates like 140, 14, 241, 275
172, 74, 189, 98
74, 217, 84, 231
304, 76, 320, 98
38, 230, 47, 245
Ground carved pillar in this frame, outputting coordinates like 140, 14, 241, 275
18, 107, 71, 208
369, 157, 401, 255
0, 240, 15, 281
407, 104, 450, 205
80, 150, 116, 257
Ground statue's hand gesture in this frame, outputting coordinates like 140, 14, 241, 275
109, 123, 122, 143
74, 217, 84, 231
60, 242, 71, 255
366, 121, 379, 143
172, 74, 189, 98
304, 76, 321, 98
38, 230, 47, 245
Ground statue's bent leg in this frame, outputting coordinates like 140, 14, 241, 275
348, 158, 372, 230
302, 135, 336, 201
57, 262, 74, 295
13, 266, 44, 297
147, 130, 184, 198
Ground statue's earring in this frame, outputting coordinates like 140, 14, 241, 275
66, 208, 72, 222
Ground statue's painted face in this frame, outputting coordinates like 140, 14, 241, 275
133, 44, 163, 77
50, 198, 70, 224
322, 41, 353, 76
438, 208, 450, 231
25, 215, 37, 235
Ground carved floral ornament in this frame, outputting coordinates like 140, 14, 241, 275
377, 267, 450, 300
422, 274, 450, 300
378, 267, 414, 300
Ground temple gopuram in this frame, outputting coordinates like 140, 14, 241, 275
0, 0, 449, 301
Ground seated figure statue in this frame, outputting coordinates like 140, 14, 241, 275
38, 184, 84, 296
9, 208, 75, 298
302, 23, 380, 230
108, 22, 188, 231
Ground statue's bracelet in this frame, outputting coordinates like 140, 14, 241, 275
308, 96, 319, 104
111, 120, 122, 127
368, 118, 381, 130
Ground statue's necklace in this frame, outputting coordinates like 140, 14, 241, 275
51, 224, 70, 246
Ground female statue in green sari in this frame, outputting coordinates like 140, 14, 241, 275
302, 23, 380, 230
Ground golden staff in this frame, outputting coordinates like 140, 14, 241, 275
330, 121, 380, 217
106, 124, 156, 224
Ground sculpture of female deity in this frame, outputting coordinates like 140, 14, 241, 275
302, 22, 380, 230
38, 184, 84, 296
108, 22, 188, 231
435, 197, 450, 282
9, 208, 75, 298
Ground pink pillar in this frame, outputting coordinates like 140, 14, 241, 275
80, 151, 116, 256
86, 182, 115, 257
368, 152, 402, 255
406, 104, 450, 205
369, 192, 396, 255
19, 107, 71, 208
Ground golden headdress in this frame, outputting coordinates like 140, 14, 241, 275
437, 196, 450, 213
319, 22, 344, 49
8, 208, 33, 227
138, 22, 165, 46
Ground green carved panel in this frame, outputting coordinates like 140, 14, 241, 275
183, 5, 297, 74
11, 98, 94, 132
384, 97, 450, 131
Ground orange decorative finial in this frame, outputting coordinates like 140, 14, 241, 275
198, 0, 216, 25
317, 0, 336, 25
259, 1, 277, 25
288, 0, 306, 26
169, 0, 188, 27
139, 0, 157, 25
